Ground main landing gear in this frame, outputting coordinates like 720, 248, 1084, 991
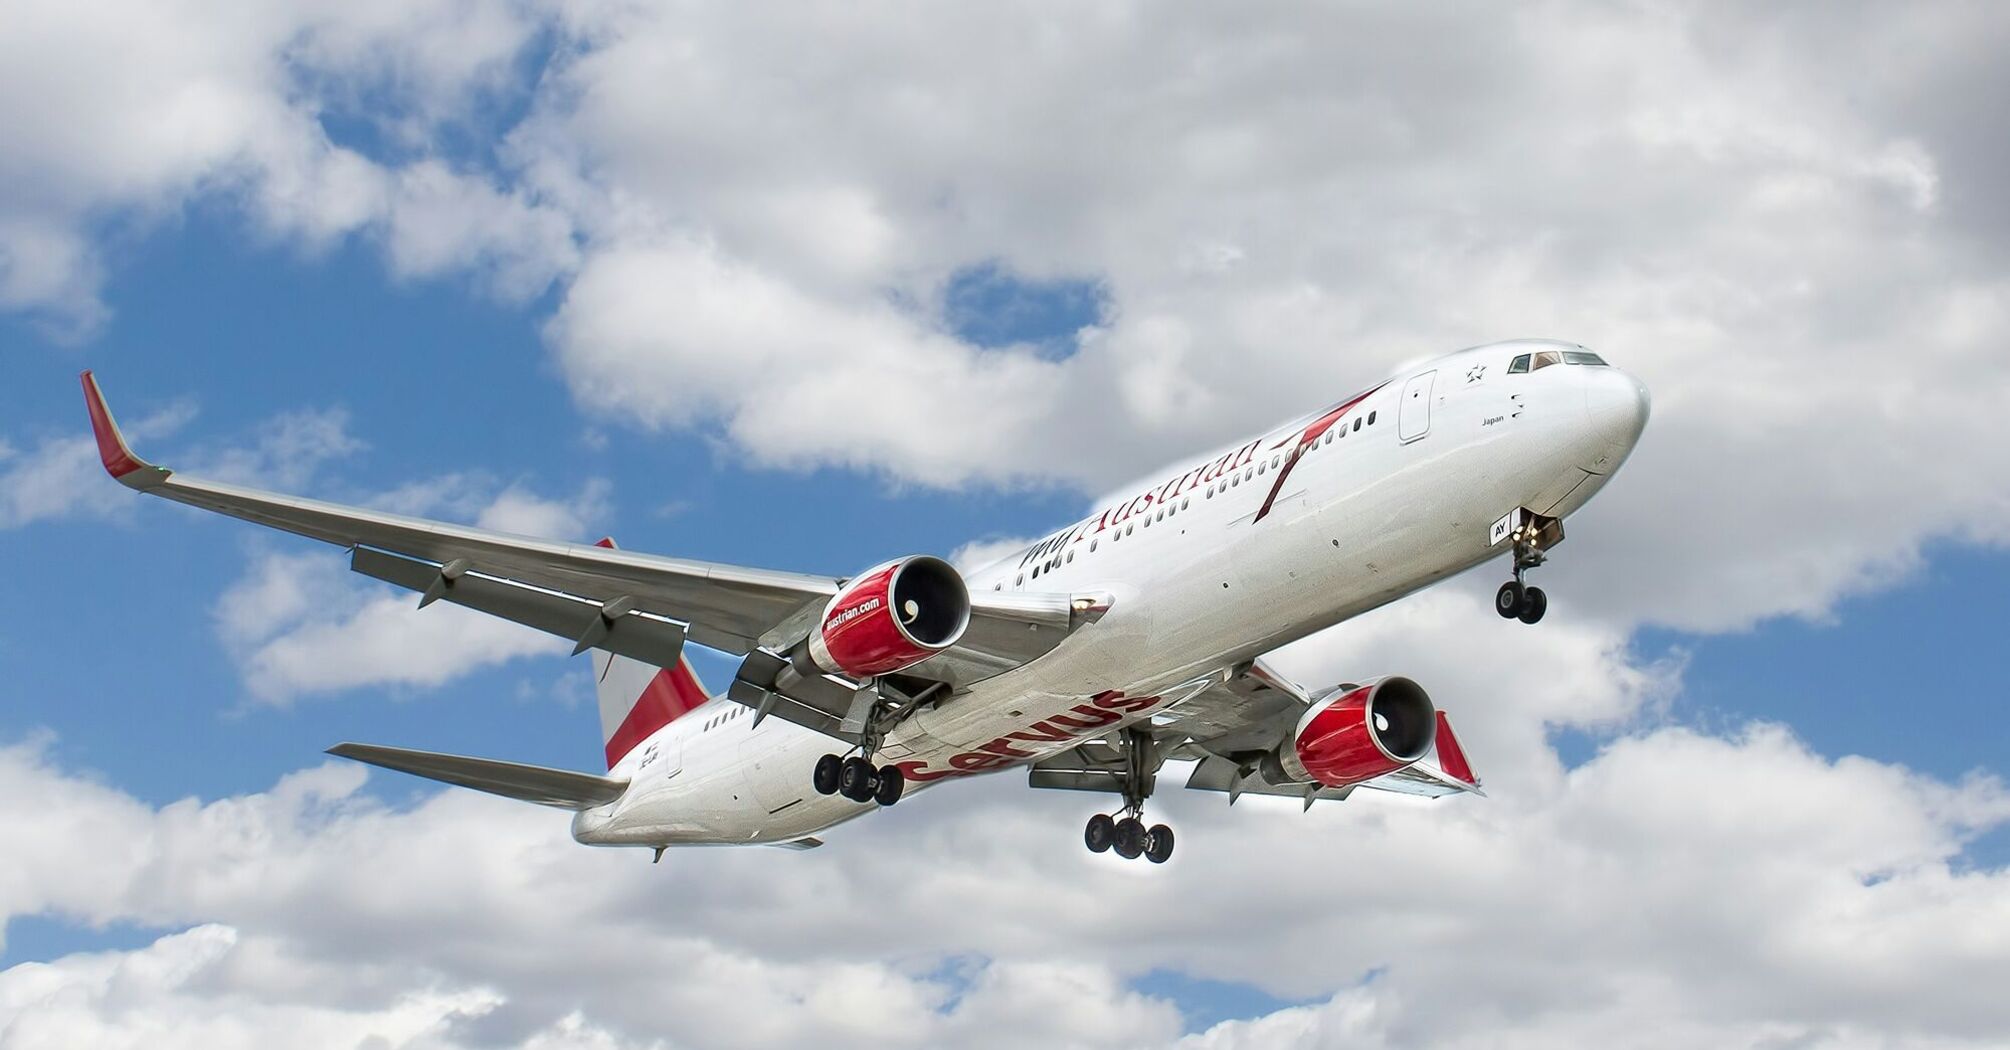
1496, 514, 1554, 625
1082, 727, 1175, 864
812, 751, 904, 806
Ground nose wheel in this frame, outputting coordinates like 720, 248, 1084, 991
1496, 580, 1547, 624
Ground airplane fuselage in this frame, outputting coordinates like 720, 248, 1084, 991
573, 339, 1650, 847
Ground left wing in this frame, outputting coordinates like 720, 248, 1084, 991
85, 372, 837, 656
83, 373, 1096, 738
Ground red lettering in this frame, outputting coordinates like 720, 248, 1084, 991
894, 759, 958, 783
979, 738, 1035, 759
1089, 690, 1158, 713
949, 752, 1010, 772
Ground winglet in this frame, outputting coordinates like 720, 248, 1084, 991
1434, 711, 1483, 794
79, 371, 167, 489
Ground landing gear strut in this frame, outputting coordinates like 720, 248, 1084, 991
1082, 727, 1175, 864
807, 680, 943, 807
1497, 512, 1556, 625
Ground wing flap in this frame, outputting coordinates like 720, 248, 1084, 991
328, 742, 628, 810
350, 546, 694, 669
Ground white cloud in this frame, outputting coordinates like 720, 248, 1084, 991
4, 697, 2010, 1049
0, 0, 564, 337
0, 403, 194, 529
5, 1, 2009, 632
213, 477, 611, 703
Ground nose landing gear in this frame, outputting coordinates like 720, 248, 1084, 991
1496, 510, 1560, 625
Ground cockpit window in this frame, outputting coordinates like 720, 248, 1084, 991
1563, 351, 1607, 366
1507, 354, 1530, 374
1530, 350, 1563, 371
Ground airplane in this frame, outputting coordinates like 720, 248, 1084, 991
81, 338, 1647, 863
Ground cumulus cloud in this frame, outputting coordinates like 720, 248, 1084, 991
4, 695, 2010, 1050
0, 0, 567, 337
0, 401, 193, 529
6, 1, 2008, 631
212, 477, 611, 703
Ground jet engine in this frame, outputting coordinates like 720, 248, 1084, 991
805, 555, 971, 677
1263, 677, 1436, 788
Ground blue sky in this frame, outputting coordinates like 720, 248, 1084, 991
4, 5, 2009, 1047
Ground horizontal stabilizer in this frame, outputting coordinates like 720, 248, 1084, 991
328, 743, 628, 810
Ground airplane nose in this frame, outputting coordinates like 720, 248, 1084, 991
1580, 366, 1650, 474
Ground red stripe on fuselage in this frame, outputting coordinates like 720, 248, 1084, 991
1253, 381, 1387, 523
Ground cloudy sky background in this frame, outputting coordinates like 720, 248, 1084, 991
4, 1, 2010, 1046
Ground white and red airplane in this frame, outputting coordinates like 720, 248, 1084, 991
83, 338, 1646, 863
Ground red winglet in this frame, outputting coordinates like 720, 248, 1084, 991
79, 371, 154, 481
1434, 711, 1478, 786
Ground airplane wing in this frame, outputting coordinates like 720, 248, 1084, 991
83, 373, 1090, 727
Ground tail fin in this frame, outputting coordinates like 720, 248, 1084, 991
590, 537, 710, 769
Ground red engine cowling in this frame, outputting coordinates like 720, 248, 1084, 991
1278, 677, 1436, 788
806, 556, 970, 677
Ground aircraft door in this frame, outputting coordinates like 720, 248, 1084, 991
1398, 370, 1436, 443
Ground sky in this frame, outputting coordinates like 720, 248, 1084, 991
3, 2, 2009, 1047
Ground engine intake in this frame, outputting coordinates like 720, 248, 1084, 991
1273, 677, 1436, 788
806, 556, 970, 677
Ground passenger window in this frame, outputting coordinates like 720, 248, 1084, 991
1564, 351, 1608, 366
1271, 456, 1281, 469
1531, 351, 1562, 371
1508, 354, 1530, 374
1352, 417, 1361, 432
1090, 539, 1097, 552
1367, 411, 1377, 425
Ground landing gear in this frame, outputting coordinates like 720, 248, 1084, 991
813, 753, 842, 796
1495, 580, 1547, 624
1113, 817, 1146, 859
812, 752, 906, 806
836, 756, 872, 800
1082, 727, 1176, 863
873, 765, 905, 807
1497, 511, 1558, 625
1085, 813, 1115, 853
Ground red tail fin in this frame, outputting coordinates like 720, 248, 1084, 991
589, 537, 710, 769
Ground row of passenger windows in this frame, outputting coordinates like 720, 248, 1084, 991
1507, 349, 1607, 373
1001, 407, 1382, 589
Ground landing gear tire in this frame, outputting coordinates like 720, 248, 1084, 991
812, 753, 842, 796
1145, 824, 1175, 864
1113, 817, 1147, 860
873, 765, 905, 806
1495, 581, 1525, 619
838, 756, 875, 802
1517, 586, 1548, 624
1084, 813, 1115, 853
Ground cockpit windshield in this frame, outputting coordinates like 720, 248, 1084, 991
1507, 349, 1606, 373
